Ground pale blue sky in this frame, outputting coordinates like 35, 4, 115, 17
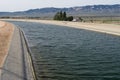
0, 0, 120, 12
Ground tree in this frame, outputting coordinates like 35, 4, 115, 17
67, 16, 73, 21
63, 12, 67, 20
53, 11, 73, 21
54, 12, 60, 20
59, 11, 63, 20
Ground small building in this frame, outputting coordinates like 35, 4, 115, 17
72, 19, 77, 22
72, 18, 81, 22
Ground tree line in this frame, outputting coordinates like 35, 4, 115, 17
53, 11, 73, 21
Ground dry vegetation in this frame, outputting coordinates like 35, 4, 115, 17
0, 21, 14, 67
76, 16, 120, 24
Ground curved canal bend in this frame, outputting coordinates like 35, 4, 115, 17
8, 21, 120, 80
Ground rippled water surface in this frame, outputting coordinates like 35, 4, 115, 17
9, 21, 120, 80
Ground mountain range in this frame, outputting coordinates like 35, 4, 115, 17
0, 4, 120, 19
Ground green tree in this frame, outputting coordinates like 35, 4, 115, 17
67, 16, 73, 21
54, 11, 73, 21
54, 12, 60, 20
63, 12, 67, 20
59, 11, 63, 20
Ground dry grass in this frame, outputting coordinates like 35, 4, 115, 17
0, 21, 14, 67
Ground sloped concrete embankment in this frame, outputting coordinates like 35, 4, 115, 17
0, 25, 37, 80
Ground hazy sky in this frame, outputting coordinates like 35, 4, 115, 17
0, 0, 120, 12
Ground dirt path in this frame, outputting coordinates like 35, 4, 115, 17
0, 21, 14, 67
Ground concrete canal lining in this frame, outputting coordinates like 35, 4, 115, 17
0, 21, 37, 80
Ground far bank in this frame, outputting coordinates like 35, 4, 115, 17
1, 19, 120, 36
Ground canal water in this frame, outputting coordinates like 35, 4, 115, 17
9, 21, 120, 80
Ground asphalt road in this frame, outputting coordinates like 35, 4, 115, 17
0, 26, 36, 80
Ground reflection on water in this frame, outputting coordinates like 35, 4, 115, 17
9, 21, 120, 80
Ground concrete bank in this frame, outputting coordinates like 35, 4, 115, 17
0, 23, 37, 80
